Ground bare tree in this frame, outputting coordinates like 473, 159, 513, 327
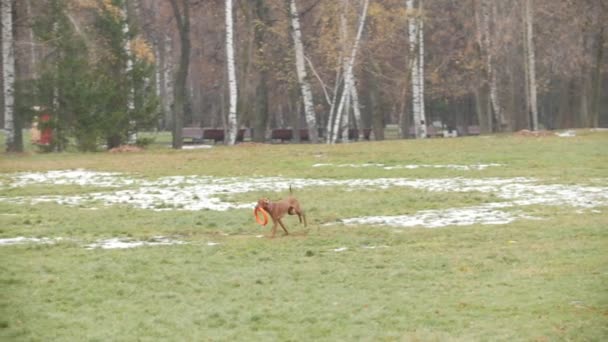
168, 0, 191, 149
523, 0, 538, 130
225, 0, 238, 145
407, 0, 427, 139
2, 0, 16, 152
287, 0, 319, 143
329, 0, 370, 143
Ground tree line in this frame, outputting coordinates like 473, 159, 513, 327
1, 0, 606, 151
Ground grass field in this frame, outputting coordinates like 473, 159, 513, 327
1, 130, 607, 341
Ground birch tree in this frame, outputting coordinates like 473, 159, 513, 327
287, 0, 319, 143
122, 3, 136, 143
2, 0, 16, 152
225, 0, 238, 145
407, 0, 427, 139
330, 0, 370, 144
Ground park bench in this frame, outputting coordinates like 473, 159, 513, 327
347, 128, 372, 141
182, 128, 246, 144
271, 128, 325, 143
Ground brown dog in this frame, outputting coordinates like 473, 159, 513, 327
256, 187, 307, 238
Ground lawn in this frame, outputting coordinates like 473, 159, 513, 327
1, 130, 607, 341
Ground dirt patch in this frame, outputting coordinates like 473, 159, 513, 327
514, 129, 554, 137
108, 145, 143, 153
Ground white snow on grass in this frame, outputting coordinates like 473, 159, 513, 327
1, 235, 187, 249
0, 236, 64, 245
6, 169, 135, 188
85, 236, 186, 249
338, 203, 534, 228
1, 169, 607, 228
181, 144, 213, 150
312, 163, 503, 171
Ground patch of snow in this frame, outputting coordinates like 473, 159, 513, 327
339, 204, 530, 228
7, 169, 134, 188
182, 145, 213, 150
556, 130, 576, 137
361, 245, 389, 249
312, 163, 503, 171
85, 236, 186, 249
1, 170, 607, 229
0, 236, 63, 245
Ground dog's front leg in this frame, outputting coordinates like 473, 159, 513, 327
270, 220, 278, 238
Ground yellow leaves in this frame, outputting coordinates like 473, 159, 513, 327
72, 0, 100, 10
131, 37, 155, 64
102, 0, 123, 20
367, 2, 384, 18
72, 0, 122, 21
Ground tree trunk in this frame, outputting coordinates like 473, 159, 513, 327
350, 75, 363, 140
169, 0, 191, 149
330, 0, 369, 144
122, 3, 136, 144
287, 0, 318, 143
472, 0, 490, 134
225, 0, 238, 145
591, 26, 604, 128
2, 0, 16, 152
367, 59, 384, 140
253, 0, 270, 142
524, 0, 538, 131
407, 0, 426, 139
418, 0, 427, 136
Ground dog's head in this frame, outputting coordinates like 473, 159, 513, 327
256, 198, 271, 211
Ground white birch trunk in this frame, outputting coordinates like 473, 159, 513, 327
525, 0, 538, 131
350, 75, 363, 139
2, 0, 15, 150
122, 4, 136, 143
329, 0, 349, 143
330, 0, 369, 144
325, 65, 342, 143
417, 1, 427, 138
481, 0, 502, 130
407, 0, 424, 139
340, 83, 351, 142
163, 34, 174, 129
225, 0, 238, 145
289, 0, 318, 143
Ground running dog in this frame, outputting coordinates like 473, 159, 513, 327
255, 187, 307, 238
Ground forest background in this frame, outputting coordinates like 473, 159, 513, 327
1, 0, 606, 151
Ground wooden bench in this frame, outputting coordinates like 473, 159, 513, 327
182, 128, 246, 144
271, 128, 324, 142
347, 128, 372, 141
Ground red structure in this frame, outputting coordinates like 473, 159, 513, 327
38, 114, 53, 145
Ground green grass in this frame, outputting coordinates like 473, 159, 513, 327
1, 130, 607, 341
